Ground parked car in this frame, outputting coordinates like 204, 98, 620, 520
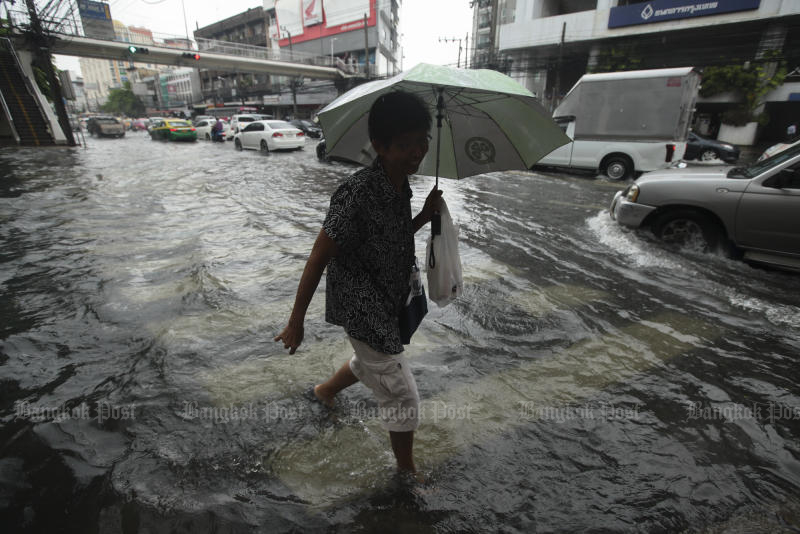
609, 142, 800, 271
86, 116, 125, 138
233, 120, 305, 152
193, 115, 214, 125
683, 132, 740, 163
229, 114, 273, 138
289, 119, 322, 138
148, 118, 197, 142
757, 138, 800, 162
195, 119, 230, 141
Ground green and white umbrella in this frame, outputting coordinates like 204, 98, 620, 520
317, 63, 570, 184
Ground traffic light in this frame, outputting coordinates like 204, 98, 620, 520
181, 52, 201, 60
128, 45, 149, 54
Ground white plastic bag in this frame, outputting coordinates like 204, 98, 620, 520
425, 198, 463, 307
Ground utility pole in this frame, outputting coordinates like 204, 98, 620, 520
24, 0, 76, 146
552, 22, 565, 113
439, 36, 463, 68
363, 14, 369, 79
465, 32, 469, 69
281, 26, 297, 116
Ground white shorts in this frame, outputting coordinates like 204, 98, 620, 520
347, 336, 420, 432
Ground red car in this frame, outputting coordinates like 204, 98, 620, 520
131, 118, 149, 131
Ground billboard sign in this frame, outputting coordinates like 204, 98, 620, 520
303, 0, 323, 27
77, 0, 116, 40
276, 0, 376, 47
608, 0, 761, 29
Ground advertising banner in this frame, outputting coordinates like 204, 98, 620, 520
77, 0, 116, 40
275, 0, 304, 39
324, 0, 370, 27
303, 0, 323, 27
608, 0, 761, 29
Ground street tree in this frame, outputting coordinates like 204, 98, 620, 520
101, 82, 145, 117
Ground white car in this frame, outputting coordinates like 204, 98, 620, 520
757, 138, 800, 162
229, 114, 273, 138
194, 118, 230, 141
233, 120, 305, 152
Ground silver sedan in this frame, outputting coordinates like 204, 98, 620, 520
610, 143, 800, 271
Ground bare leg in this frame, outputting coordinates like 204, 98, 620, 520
314, 361, 358, 408
389, 430, 415, 472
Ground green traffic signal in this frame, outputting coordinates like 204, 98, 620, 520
128, 45, 149, 54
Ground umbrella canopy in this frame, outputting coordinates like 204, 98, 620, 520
317, 63, 570, 180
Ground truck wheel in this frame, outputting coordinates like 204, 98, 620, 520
604, 156, 633, 180
651, 209, 725, 253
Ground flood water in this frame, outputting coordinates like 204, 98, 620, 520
2, 133, 800, 533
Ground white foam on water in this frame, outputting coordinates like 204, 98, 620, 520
727, 291, 800, 329
586, 212, 688, 272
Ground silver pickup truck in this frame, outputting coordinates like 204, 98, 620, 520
610, 143, 800, 272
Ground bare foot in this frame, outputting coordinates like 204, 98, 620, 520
313, 384, 335, 409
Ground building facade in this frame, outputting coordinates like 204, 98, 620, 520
193, 7, 277, 110
476, 0, 800, 143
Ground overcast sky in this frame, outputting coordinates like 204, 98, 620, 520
55, 0, 474, 75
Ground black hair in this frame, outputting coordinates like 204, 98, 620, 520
368, 91, 432, 148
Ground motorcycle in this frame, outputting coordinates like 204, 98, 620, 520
211, 128, 225, 142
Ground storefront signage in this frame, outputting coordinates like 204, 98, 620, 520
608, 0, 760, 29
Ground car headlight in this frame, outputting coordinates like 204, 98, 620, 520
721, 144, 735, 151
625, 184, 640, 202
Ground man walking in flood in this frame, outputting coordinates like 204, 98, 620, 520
275, 91, 441, 475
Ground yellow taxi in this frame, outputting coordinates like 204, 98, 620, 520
148, 118, 197, 142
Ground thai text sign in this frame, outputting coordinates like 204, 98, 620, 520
608, 0, 760, 29
77, 0, 115, 40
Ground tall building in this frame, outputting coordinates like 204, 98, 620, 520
474, 0, 800, 143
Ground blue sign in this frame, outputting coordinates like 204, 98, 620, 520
609, 0, 760, 29
77, 0, 111, 21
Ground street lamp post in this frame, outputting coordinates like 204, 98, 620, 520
280, 25, 297, 117
330, 37, 338, 67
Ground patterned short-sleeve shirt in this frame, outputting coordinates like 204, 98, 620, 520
323, 159, 414, 354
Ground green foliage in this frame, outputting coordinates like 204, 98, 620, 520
700, 55, 786, 125
588, 44, 642, 74
101, 82, 145, 117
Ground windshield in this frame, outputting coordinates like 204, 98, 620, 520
268, 121, 294, 129
96, 118, 119, 124
732, 142, 800, 178
238, 117, 255, 122
168, 120, 191, 127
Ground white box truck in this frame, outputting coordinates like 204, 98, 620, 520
537, 67, 700, 180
